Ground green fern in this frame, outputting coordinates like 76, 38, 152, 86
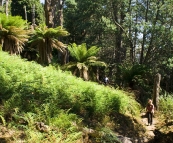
64, 43, 106, 80
29, 24, 69, 65
0, 115, 6, 126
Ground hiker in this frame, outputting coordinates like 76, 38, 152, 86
104, 76, 109, 85
146, 99, 154, 125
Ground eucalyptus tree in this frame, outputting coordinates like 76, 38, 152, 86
0, 0, 4, 18
29, 24, 69, 65
0, 0, 10, 15
11, 0, 44, 25
44, 0, 65, 27
0, 13, 30, 55
63, 0, 173, 90
63, 43, 106, 81
5, 0, 8, 16
116, 0, 173, 91
64, 0, 110, 45
63, 0, 136, 71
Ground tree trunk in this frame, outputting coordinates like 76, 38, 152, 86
153, 73, 161, 110
24, 6, 27, 22
143, 2, 160, 64
44, 0, 64, 28
0, 0, 2, 6
45, 0, 54, 28
5, 0, 8, 16
140, 0, 149, 64
56, 0, 64, 27
32, 4, 36, 27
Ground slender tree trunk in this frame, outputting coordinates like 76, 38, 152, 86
56, 0, 64, 27
133, 12, 137, 63
62, 49, 67, 65
96, 67, 100, 82
128, 0, 134, 63
133, 0, 139, 63
32, 4, 36, 27
24, 6, 27, 22
153, 73, 161, 110
112, 4, 124, 63
5, 0, 8, 16
143, 2, 161, 64
0, 0, 2, 6
140, 0, 149, 64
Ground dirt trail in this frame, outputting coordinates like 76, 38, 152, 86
140, 111, 159, 140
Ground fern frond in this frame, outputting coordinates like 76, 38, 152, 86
0, 115, 6, 126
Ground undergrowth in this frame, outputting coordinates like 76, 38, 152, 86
159, 93, 173, 120
0, 51, 141, 142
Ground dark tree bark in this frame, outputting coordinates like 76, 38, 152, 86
0, 0, 2, 6
153, 73, 161, 110
140, 0, 149, 64
54, 0, 64, 27
44, 0, 64, 28
44, 0, 54, 28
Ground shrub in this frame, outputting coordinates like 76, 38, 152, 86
159, 93, 173, 120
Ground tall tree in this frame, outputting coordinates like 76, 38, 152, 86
0, 0, 2, 6
11, 0, 44, 25
44, 0, 54, 28
5, 0, 8, 16
44, 0, 64, 28
63, 0, 173, 91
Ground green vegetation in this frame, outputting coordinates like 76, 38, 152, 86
29, 24, 69, 65
159, 94, 173, 120
0, 13, 30, 55
11, 0, 44, 25
0, 0, 173, 142
63, 43, 106, 81
0, 51, 141, 142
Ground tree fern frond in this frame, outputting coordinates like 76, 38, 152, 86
68, 43, 80, 61
85, 46, 100, 57
87, 56, 97, 60
89, 61, 107, 67
0, 115, 6, 126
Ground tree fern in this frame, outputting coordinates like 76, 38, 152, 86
29, 24, 69, 65
64, 43, 106, 80
0, 13, 30, 54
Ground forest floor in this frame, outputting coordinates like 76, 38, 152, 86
0, 107, 172, 143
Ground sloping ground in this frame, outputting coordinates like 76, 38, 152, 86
0, 51, 142, 142
0, 51, 172, 142
0, 110, 172, 143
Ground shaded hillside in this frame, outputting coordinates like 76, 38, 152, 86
0, 51, 151, 142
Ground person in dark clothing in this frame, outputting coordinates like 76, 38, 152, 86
146, 99, 154, 125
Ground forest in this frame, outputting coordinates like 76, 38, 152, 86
0, 0, 173, 142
